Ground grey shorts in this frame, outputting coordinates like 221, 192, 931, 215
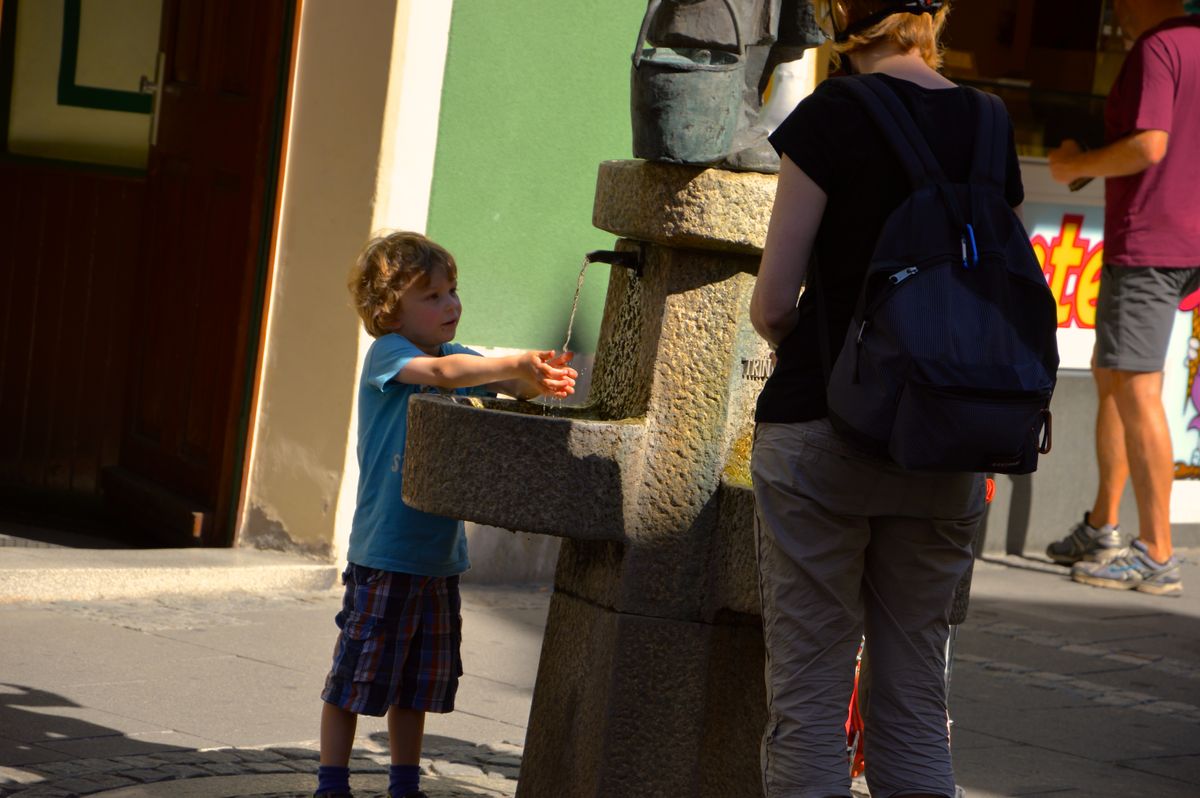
1094, 264, 1200, 372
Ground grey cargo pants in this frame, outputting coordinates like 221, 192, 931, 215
751, 419, 983, 798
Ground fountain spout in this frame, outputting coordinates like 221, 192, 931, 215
585, 248, 642, 276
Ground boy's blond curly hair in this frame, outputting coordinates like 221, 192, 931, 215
348, 231, 457, 338
815, 0, 950, 70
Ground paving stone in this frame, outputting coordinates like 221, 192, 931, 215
430, 760, 485, 778
194, 750, 243, 764
1093, 692, 1152, 707
0, 766, 45, 786
982, 661, 1033, 673
234, 748, 285, 762
482, 764, 520, 780
269, 747, 320, 760
1155, 660, 1200, 678
242, 761, 297, 774
490, 743, 523, 756
954, 653, 987, 664
66, 759, 119, 775
284, 760, 317, 774
1105, 651, 1163, 665
482, 754, 522, 768
47, 774, 135, 794
109, 755, 170, 769
198, 762, 248, 776
154, 763, 211, 779
5, 788, 74, 798
1015, 632, 1067, 646
25, 763, 88, 778
142, 751, 204, 765
1027, 670, 1072, 682
118, 768, 174, 783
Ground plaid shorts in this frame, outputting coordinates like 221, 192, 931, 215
320, 564, 462, 716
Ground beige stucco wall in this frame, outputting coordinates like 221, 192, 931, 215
240, 0, 417, 557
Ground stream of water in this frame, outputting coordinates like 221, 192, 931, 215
561, 255, 591, 355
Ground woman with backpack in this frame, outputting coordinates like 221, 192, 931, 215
749, 2, 1032, 797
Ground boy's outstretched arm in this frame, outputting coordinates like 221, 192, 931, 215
397, 350, 577, 399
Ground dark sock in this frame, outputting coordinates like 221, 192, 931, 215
389, 763, 420, 797
316, 764, 350, 795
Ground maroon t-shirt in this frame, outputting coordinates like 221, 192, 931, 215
1104, 17, 1200, 267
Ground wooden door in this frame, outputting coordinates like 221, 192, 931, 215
105, 0, 291, 546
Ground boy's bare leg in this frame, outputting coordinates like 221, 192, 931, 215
387, 706, 426, 765
1111, 368, 1175, 562
320, 701, 358, 766
1089, 365, 1130, 528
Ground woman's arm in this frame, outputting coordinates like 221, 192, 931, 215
750, 155, 828, 348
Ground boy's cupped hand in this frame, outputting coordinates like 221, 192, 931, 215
520, 350, 578, 399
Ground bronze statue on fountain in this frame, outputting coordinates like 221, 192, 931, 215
632, 0, 825, 172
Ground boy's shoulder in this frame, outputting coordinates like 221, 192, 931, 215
361, 334, 428, 394
367, 332, 420, 355
361, 336, 485, 394
441, 341, 480, 357
367, 334, 477, 359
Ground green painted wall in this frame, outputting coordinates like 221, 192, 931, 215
427, 1, 646, 353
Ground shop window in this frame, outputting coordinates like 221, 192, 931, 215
942, 0, 1122, 157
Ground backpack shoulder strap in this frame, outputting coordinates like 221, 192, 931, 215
969, 88, 1008, 190
838, 73, 968, 231
838, 74, 948, 190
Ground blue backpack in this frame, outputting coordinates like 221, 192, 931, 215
818, 75, 1059, 474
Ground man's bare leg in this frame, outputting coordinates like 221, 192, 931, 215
1109, 368, 1175, 562
1089, 366, 1130, 528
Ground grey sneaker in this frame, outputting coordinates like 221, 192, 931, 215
1046, 512, 1121, 565
1071, 540, 1183, 596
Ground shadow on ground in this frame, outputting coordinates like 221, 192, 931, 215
0, 685, 517, 797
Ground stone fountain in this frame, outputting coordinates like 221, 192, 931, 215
403, 159, 777, 797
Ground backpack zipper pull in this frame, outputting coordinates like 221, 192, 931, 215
966, 223, 979, 267
853, 320, 868, 383
889, 266, 919, 285
961, 234, 969, 268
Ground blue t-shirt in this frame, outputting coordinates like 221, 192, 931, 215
347, 334, 483, 576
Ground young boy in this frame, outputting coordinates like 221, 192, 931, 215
315, 231, 576, 798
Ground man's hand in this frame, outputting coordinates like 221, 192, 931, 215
1047, 139, 1084, 184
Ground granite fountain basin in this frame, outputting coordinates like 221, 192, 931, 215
401, 394, 646, 541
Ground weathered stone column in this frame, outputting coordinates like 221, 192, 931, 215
402, 159, 776, 797
516, 161, 775, 798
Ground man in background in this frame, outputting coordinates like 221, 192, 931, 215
1046, 0, 1199, 596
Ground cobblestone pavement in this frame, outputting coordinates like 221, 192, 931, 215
0, 586, 545, 798
0, 737, 521, 797
3, 559, 1200, 796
